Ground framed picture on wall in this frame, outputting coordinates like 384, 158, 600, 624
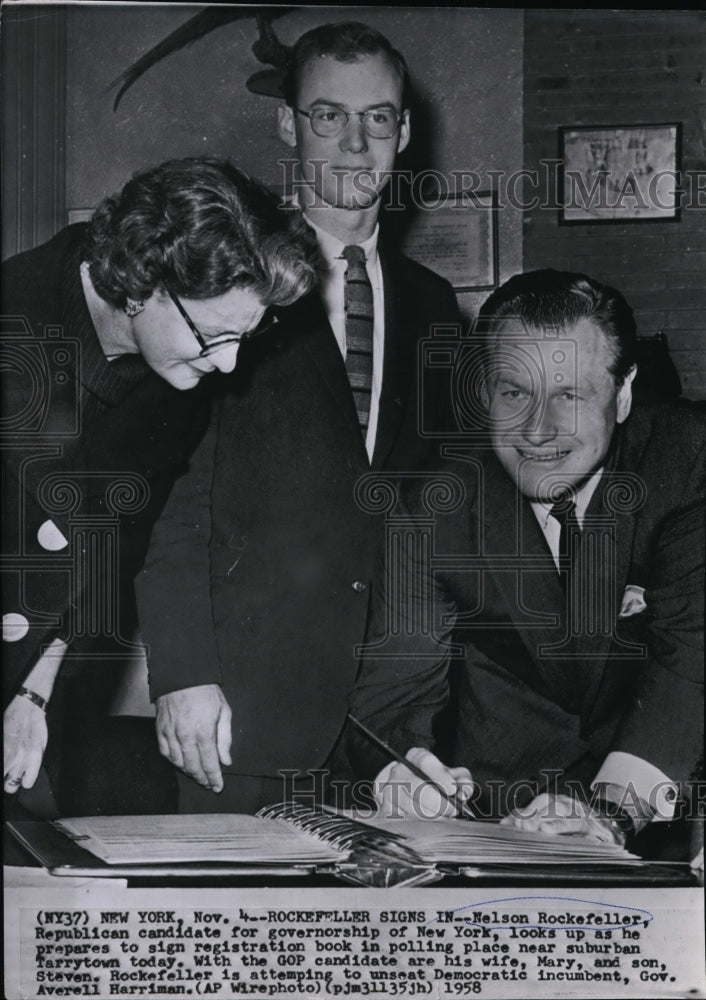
400, 189, 498, 291
559, 123, 681, 223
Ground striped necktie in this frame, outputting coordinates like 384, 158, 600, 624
342, 244, 374, 438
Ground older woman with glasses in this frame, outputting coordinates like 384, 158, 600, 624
80, 156, 316, 387
2, 157, 318, 815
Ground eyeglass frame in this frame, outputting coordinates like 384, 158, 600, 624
166, 287, 278, 357
294, 104, 405, 140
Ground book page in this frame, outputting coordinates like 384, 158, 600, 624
53, 815, 346, 865
360, 816, 642, 864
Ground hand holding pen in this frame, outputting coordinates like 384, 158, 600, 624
347, 714, 476, 821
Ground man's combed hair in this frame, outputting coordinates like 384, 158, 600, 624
85, 157, 319, 309
282, 21, 409, 108
478, 269, 638, 385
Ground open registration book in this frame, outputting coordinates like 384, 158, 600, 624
9, 802, 686, 887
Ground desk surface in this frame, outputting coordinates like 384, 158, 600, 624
6, 820, 698, 889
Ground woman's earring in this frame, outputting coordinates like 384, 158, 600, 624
124, 298, 145, 318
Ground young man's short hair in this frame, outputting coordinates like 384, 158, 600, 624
282, 21, 409, 109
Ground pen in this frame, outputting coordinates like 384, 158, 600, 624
347, 713, 477, 820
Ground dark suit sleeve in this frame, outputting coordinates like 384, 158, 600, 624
1, 455, 67, 704
609, 439, 705, 784
136, 404, 222, 700
347, 494, 458, 779
407, 264, 462, 442
429, 276, 463, 438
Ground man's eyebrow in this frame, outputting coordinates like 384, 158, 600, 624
495, 375, 529, 390
555, 378, 600, 395
307, 98, 398, 111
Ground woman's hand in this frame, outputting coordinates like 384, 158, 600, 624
4, 636, 66, 793
4, 696, 48, 793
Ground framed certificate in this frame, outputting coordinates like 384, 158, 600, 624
401, 189, 498, 291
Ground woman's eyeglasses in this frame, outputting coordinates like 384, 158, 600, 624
167, 288, 278, 358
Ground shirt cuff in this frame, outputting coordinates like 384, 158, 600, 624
592, 751, 678, 823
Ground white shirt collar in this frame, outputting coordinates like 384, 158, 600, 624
531, 467, 605, 530
304, 212, 380, 270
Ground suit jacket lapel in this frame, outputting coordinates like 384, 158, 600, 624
290, 246, 411, 471
371, 246, 405, 470
479, 453, 616, 714
480, 453, 567, 655
476, 419, 652, 719
288, 291, 369, 462
576, 428, 643, 720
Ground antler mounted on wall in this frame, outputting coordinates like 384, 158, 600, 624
108, 7, 296, 111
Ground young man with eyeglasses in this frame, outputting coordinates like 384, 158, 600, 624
137, 22, 460, 813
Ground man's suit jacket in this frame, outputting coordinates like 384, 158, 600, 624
349, 402, 705, 815
137, 244, 459, 776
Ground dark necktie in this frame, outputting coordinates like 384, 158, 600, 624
342, 244, 374, 438
550, 494, 582, 597
550, 494, 580, 561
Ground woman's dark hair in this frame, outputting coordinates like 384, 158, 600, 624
282, 21, 409, 109
477, 269, 637, 385
85, 157, 319, 309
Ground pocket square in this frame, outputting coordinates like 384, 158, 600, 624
619, 584, 646, 619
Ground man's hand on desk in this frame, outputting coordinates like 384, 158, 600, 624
155, 684, 232, 792
501, 793, 628, 846
3, 696, 48, 793
374, 747, 474, 820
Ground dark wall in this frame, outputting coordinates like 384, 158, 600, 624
64, 6, 524, 323
7, 5, 702, 395
1, 7, 66, 258
523, 10, 706, 399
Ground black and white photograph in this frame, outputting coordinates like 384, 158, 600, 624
2, 5, 705, 999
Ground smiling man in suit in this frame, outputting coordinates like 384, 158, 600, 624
136, 22, 459, 812
351, 269, 704, 854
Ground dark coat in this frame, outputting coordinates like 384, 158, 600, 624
349, 403, 705, 814
1, 225, 210, 708
137, 246, 460, 776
